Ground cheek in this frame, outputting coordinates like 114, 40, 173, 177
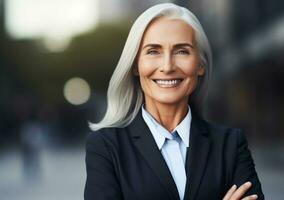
176, 55, 201, 74
179, 61, 201, 76
137, 58, 158, 77
179, 60, 202, 93
137, 59, 153, 91
182, 75, 199, 98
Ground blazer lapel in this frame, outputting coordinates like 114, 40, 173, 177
127, 111, 180, 200
184, 112, 211, 200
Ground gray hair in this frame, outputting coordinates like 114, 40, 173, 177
89, 3, 212, 131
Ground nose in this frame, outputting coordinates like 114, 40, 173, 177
160, 53, 175, 74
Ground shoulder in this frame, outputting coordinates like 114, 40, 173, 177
198, 119, 252, 163
86, 128, 116, 143
192, 110, 243, 139
85, 127, 128, 151
201, 119, 247, 146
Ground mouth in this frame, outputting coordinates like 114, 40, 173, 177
153, 78, 183, 88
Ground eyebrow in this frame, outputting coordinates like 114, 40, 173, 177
142, 43, 194, 50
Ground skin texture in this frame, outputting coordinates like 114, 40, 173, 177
136, 17, 204, 132
135, 17, 259, 200
223, 182, 258, 200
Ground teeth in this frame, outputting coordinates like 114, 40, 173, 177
156, 79, 179, 85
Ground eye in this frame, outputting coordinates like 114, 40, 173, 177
175, 49, 190, 55
146, 49, 159, 55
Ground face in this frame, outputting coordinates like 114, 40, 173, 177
136, 17, 205, 106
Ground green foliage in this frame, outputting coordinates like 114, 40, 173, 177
1, 20, 132, 104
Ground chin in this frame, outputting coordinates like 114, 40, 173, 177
151, 95, 187, 105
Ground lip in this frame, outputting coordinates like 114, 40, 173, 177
152, 78, 183, 88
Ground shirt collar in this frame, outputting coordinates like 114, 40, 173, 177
141, 105, 191, 150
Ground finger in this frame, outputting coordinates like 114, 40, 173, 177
223, 185, 237, 200
231, 182, 252, 199
241, 194, 258, 200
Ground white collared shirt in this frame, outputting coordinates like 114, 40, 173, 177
141, 105, 191, 163
141, 105, 192, 199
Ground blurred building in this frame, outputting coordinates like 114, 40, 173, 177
0, 1, 283, 199
0, 0, 283, 144
97, 0, 172, 23
187, 0, 284, 141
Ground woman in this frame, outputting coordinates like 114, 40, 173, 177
84, 3, 264, 200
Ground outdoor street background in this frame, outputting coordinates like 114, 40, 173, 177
1, 144, 283, 199
1, 0, 283, 199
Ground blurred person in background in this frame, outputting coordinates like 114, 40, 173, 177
20, 116, 44, 183
84, 3, 264, 200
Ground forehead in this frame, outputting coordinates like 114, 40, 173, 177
141, 17, 196, 45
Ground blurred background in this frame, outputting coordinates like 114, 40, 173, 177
0, 0, 283, 199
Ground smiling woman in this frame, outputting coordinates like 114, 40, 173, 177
85, 3, 264, 200
136, 18, 205, 132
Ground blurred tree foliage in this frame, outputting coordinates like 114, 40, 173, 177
1, 20, 131, 104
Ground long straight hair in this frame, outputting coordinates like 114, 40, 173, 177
89, 3, 212, 131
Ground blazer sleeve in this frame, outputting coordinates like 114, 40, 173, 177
232, 129, 265, 199
84, 131, 123, 200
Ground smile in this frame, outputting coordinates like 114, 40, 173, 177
153, 79, 183, 87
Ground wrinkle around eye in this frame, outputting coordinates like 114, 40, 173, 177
146, 50, 160, 55
175, 50, 190, 55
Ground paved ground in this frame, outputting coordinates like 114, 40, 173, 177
0, 146, 85, 200
0, 144, 283, 200
250, 144, 284, 199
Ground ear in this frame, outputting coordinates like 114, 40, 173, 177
197, 65, 205, 76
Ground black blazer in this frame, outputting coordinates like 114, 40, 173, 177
84, 110, 264, 200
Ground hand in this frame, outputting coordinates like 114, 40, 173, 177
223, 182, 258, 200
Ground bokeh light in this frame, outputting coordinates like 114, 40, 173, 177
5, 0, 99, 51
63, 77, 91, 105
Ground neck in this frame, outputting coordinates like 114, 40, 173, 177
144, 100, 189, 133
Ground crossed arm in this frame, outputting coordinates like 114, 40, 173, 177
223, 129, 264, 200
84, 129, 264, 200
